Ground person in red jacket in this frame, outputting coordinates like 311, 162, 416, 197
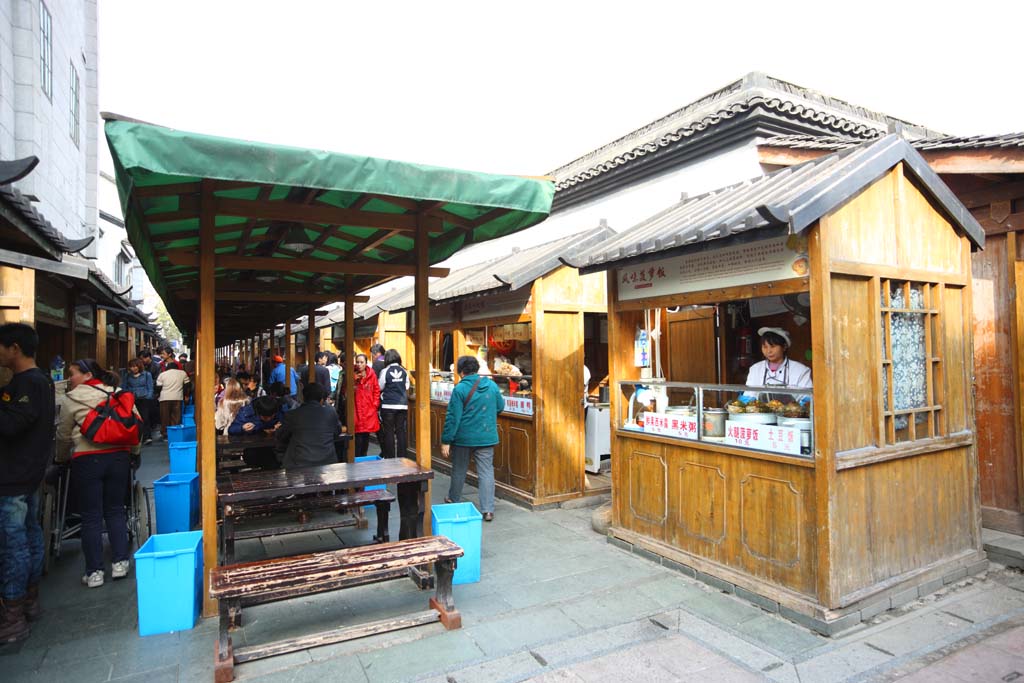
352, 353, 380, 458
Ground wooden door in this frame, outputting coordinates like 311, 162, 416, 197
666, 307, 719, 403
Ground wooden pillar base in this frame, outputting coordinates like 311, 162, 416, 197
429, 597, 462, 630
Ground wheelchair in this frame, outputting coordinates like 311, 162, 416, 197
40, 455, 154, 573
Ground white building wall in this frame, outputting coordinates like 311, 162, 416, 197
0, 0, 98, 244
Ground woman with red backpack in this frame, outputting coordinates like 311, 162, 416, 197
56, 359, 142, 588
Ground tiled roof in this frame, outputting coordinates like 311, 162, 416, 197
359, 225, 615, 315
0, 183, 93, 258
564, 136, 983, 273
548, 73, 946, 194
761, 132, 1024, 152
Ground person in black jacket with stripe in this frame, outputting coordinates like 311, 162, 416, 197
377, 349, 409, 460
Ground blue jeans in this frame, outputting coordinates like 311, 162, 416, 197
0, 491, 44, 600
71, 452, 131, 573
447, 446, 495, 514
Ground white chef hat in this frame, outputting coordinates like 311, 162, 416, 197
757, 327, 791, 346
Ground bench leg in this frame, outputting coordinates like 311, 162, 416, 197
374, 501, 390, 543
429, 558, 461, 630
223, 514, 236, 565
215, 599, 236, 682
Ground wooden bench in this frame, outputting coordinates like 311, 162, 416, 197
210, 535, 463, 682
221, 489, 395, 562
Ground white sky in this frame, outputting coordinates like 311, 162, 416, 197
98, 0, 1023, 178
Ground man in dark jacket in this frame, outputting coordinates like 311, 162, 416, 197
228, 396, 285, 470
441, 355, 504, 522
275, 384, 342, 469
0, 323, 55, 641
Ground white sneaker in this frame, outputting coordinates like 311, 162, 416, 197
81, 570, 104, 588
112, 560, 130, 579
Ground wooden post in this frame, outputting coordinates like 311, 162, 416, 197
95, 306, 107, 367
308, 307, 317, 385
65, 288, 76, 366
285, 321, 293, 394
345, 296, 355, 460
197, 180, 218, 618
415, 216, 431, 532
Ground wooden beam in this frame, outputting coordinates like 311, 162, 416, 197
164, 251, 450, 278
921, 148, 1024, 174
957, 180, 1024, 209
414, 216, 432, 533
198, 180, 219, 619
757, 146, 831, 167
215, 197, 444, 233
308, 306, 317, 384
175, 291, 348, 303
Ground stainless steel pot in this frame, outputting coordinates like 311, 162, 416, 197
598, 385, 610, 403
702, 408, 727, 437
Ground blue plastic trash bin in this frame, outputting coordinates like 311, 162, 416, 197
182, 403, 195, 418
134, 530, 203, 636
431, 502, 482, 584
168, 441, 197, 474
154, 472, 200, 533
167, 424, 196, 443
182, 415, 196, 428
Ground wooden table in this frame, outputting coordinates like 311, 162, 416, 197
217, 458, 434, 565
214, 432, 350, 471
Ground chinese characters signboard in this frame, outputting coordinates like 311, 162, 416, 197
430, 382, 534, 416
724, 421, 801, 456
503, 396, 533, 416
615, 235, 809, 301
643, 412, 698, 440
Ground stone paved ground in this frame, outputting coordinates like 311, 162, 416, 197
3, 440, 1024, 682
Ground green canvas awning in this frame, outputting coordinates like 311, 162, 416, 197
103, 114, 554, 343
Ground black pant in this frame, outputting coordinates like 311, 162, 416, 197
71, 452, 131, 573
354, 433, 370, 458
334, 437, 349, 464
141, 398, 159, 438
379, 409, 408, 459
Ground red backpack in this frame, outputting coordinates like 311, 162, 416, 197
78, 387, 142, 446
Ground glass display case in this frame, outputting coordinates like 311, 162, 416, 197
617, 380, 814, 458
430, 371, 534, 416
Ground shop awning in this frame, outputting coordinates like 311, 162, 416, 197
564, 135, 985, 274
103, 114, 554, 342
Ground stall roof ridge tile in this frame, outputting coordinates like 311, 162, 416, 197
565, 135, 983, 273
762, 132, 1024, 151
548, 73, 945, 193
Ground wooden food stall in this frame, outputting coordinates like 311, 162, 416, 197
565, 136, 988, 633
367, 227, 612, 508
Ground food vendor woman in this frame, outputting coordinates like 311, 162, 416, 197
741, 327, 812, 402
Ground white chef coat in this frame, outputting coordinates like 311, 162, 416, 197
742, 357, 812, 400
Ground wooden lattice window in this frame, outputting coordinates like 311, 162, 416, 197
39, 2, 52, 100
879, 279, 943, 443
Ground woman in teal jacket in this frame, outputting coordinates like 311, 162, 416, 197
441, 356, 504, 521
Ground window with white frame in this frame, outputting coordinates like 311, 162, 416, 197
70, 63, 80, 146
39, 2, 52, 100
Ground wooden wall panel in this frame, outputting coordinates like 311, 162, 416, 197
579, 271, 609, 310
616, 436, 818, 596
897, 171, 964, 275
823, 169, 898, 267
538, 266, 582, 309
534, 310, 585, 499
943, 285, 969, 434
666, 307, 717, 385
832, 447, 976, 600
830, 275, 877, 453
971, 236, 1019, 512
609, 305, 645, 529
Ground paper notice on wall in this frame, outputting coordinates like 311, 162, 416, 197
616, 235, 809, 301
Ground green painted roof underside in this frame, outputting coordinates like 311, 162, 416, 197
104, 117, 553, 340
